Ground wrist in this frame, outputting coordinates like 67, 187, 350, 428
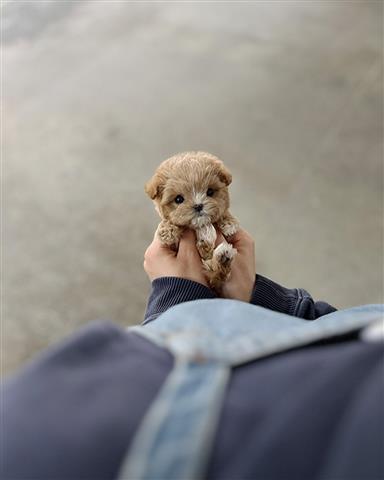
143, 277, 216, 324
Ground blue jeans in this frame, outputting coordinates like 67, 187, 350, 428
117, 300, 382, 480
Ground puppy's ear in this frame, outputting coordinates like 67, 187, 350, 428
145, 172, 165, 200
217, 162, 232, 186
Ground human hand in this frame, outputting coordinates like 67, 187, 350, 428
218, 228, 256, 302
144, 229, 209, 287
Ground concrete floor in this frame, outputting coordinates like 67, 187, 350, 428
3, 1, 383, 374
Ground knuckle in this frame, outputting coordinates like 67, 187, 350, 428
243, 231, 254, 246
144, 247, 152, 261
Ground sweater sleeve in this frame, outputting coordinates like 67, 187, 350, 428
251, 274, 337, 320
144, 274, 337, 325
143, 277, 216, 324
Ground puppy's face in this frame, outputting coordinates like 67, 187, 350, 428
145, 152, 232, 228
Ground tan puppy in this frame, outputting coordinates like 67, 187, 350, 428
145, 151, 239, 291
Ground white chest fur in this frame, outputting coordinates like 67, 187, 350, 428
195, 223, 217, 247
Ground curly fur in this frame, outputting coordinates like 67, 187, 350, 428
145, 151, 239, 292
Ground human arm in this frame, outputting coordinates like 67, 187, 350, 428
143, 227, 337, 323
251, 274, 337, 319
143, 230, 216, 324
220, 228, 337, 319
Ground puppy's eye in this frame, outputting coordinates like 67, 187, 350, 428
206, 188, 215, 197
175, 195, 184, 204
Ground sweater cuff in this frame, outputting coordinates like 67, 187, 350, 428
143, 277, 216, 325
251, 274, 337, 319
251, 274, 303, 316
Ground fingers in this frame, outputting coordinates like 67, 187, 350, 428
227, 228, 254, 252
145, 237, 166, 257
145, 226, 254, 265
214, 229, 226, 247
144, 233, 174, 263
177, 229, 199, 258
145, 228, 200, 264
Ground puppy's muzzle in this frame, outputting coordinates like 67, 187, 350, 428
194, 204, 204, 213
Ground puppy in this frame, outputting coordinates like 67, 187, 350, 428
145, 151, 239, 291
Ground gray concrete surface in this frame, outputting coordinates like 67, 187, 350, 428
3, 1, 383, 374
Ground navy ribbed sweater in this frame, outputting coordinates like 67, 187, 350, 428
144, 273, 337, 324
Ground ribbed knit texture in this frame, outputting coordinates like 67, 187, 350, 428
144, 275, 337, 324
251, 274, 337, 320
144, 277, 216, 324
251, 274, 301, 316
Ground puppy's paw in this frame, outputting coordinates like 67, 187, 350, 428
214, 242, 237, 266
219, 221, 239, 239
197, 240, 214, 260
157, 223, 182, 247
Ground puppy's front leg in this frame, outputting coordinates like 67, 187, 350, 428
207, 242, 237, 292
217, 212, 239, 239
196, 224, 216, 260
157, 220, 183, 248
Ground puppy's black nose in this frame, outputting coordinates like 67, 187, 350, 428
194, 204, 204, 212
